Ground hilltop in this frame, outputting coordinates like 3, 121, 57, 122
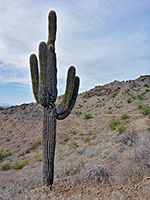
0, 75, 150, 199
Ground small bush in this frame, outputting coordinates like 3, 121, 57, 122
84, 137, 91, 143
121, 114, 130, 120
117, 125, 126, 134
36, 139, 41, 145
75, 111, 82, 116
0, 150, 4, 160
112, 93, 117, 98
92, 135, 97, 140
8, 130, 12, 133
83, 112, 92, 119
6, 137, 10, 142
35, 154, 42, 162
127, 98, 131, 103
68, 141, 78, 147
119, 129, 138, 146
80, 132, 84, 136
14, 159, 28, 170
1, 164, 11, 171
81, 162, 111, 183
140, 106, 150, 116
6, 151, 12, 156
70, 130, 76, 135
63, 136, 69, 142
109, 117, 120, 131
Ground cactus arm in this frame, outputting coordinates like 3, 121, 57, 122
47, 10, 57, 48
39, 42, 48, 107
47, 45, 57, 103
30, 54, 39, 103
56, 66, 76, 115
57, 76, 80, 120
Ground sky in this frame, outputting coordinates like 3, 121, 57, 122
0, 0, 149, 105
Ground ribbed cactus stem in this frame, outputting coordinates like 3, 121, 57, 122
29, 10, 80, 188
47, 10, 57, 48
30, 54, 39, 103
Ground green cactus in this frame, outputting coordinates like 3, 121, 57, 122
29, 10, 80, 189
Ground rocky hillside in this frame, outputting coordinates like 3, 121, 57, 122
0, 75, 150, 200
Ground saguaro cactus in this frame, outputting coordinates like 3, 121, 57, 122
29, 10, 80, 188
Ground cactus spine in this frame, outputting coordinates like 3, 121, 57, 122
29, 10, 80, 189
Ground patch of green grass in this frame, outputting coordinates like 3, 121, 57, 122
78, 104, 83, 108
97, 92, 101, 96
14, 159, 28, 170
8, 130, 12, 133
83, 100, 87, 103
75, 111, 82, 116
125, 88, 130, 93
140, 106, 150, 116
84, 137, 91, 143
63, 135, 69, 142
143, 84, 149, 88
57, 154, 64, 160
1, 164, 11, 171
12, 122, 16, 127
121, 114, 130, 120
110, 116, 120, 131
106, 111, 112, 114
83, 112, 92, 119
80, 132, 84, 136
117, 125, 126, 134
6, 151, 12, 156
36, 139, 41, 145
68, 141, 78, 147
0, 150, 4, 160
112, 93, 117, 98
70, 129, 76, 135
92, 135, 97, 140
35, 154, 42, 162
127, 98, 131, 103
6, 137, 10, 142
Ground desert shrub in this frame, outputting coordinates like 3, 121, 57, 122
112, 93, 117, 98
1, 164, 11, 171
77, 104, 82, 108
80, 162, 111, 183
136, 101, 143, 109
117, 125, 126, 134
83, 112, 92, 119
0, 150, 4, 160
140, 106, 150, 116
143, 84, 149, 88
114, 131, 150, 185
6, 137, 10, 141
6, 151, 12, 156
127, 98, 131, 103
119, 129, 138, 146
70, 129, 76, 135
75, 111, 82, 116
125, 88, 130, 93
109, 116, 120, 130
68, 141, 78, 147
35, 154, 42, 162
14, 159, 28, 170
80, 132, 84, 136
92, 135, 97, 140
36, 139, 41, 145
8, 130, 12, 133
84, 137, 91, 143
63, 135, 69, 142
121, 113, 130, 120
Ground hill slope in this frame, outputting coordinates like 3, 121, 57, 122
0, 75, 150, 199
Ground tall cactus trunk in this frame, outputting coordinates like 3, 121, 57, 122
30, 10, 80, 188
42, 105, 57, 187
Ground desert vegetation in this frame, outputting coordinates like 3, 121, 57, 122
0, 75, 150, 199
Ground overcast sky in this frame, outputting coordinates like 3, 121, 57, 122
0, 0, 149, 105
